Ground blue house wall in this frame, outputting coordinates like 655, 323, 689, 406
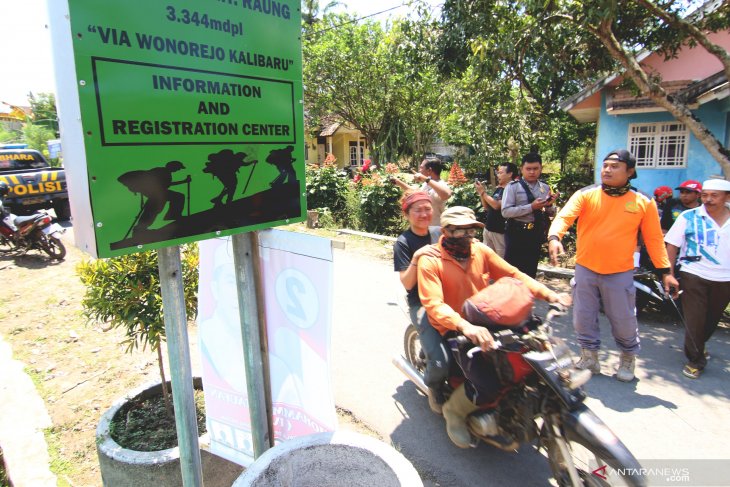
594, 92, 729, 195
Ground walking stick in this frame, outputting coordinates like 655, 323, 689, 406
124, 194, 146, 240
242, 160, 259, 196
185, 175, 191, 216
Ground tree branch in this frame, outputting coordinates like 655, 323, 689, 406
634, 0, 730, 81
596, 20, 730, 177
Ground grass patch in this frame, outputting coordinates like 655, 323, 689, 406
45, 427, 76, 480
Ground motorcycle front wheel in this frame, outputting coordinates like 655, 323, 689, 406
403, 324, 426, 375
543, 419, 644, 487
39, 235, 66, 260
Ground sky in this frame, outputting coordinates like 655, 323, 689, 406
0, 0, 440, 109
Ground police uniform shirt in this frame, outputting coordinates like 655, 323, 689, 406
501, 179, 554, 223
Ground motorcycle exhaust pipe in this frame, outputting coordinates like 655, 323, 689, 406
392, 355, 428, 395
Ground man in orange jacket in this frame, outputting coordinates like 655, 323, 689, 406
418, 206, 571, 448
548, 149, 678, 382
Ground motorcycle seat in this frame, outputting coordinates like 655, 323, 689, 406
14, 215, 39, 226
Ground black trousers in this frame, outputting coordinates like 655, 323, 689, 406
504, 221, 544, 278
679, 271, 730, 369
447, 332, 501, 406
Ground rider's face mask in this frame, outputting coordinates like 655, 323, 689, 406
442, 226, 475, 261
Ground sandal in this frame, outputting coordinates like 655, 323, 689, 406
682, 365, 702, 379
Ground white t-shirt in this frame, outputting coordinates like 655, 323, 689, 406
421, 181, 447, 226
664, 205, 730, 282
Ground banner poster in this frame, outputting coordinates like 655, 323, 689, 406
197, 230, 336, 466
64, 0, 305, 257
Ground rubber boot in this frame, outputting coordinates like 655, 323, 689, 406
616, 352, 636, 382
427, 387, 445, 415
442, 384, 479, 448
575, 348, 600, 375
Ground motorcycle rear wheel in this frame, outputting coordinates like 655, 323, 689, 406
403, 324, 426, 375
40, 235, 66, 260
544, 421, 638, 486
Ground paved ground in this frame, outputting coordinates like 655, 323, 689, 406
2, 231, 729, 486
330, 250, 730, 486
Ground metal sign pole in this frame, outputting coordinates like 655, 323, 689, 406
158, 245, 203, 486
231, 231, 272, 458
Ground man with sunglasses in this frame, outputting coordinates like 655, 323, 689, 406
660, 180, 702, 232
417, 206, 571, 448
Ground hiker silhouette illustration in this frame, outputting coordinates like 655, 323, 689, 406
118, 160, 190, 236
266, 145, 297, 187
203, 149, 257, 207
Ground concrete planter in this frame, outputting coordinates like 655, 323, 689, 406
233, 431, 423, 487
96, 378, 243, 487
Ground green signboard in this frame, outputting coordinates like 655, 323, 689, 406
67, 0, 305, 257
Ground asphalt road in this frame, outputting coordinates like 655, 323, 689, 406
330, 249, 730, 486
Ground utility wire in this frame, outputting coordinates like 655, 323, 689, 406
304, 3, 406, 37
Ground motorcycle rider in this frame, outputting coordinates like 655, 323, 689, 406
393, 190, 449, 413
417, 206, 571, 448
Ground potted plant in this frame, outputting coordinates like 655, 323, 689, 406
78, 245, 242, 486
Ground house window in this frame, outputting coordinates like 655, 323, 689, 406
628, 122, 688, 168
349, 140, 365, 167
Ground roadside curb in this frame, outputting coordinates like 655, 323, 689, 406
0, 336, 56, 487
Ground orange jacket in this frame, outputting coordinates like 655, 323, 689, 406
548, 185, 669, 274
417, 238, 557, 335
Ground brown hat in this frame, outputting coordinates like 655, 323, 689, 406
440, 206, 485, 228
462, 277, 534, 326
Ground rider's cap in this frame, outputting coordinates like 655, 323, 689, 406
653, 186, 673, 203
702, 179, 730, 192
675, 180, 702, 192
604, 149, 637, 179
440, 206, 484, 228
462, 277, 534, 326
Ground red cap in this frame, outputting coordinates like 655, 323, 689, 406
462, 277, 534, 326
653, 186, 673, 203
675, 180, 702, 192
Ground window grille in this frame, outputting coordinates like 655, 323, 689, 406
628, 122, 688, 168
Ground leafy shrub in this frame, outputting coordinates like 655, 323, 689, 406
545, 170, 594, 206
358, 171, 405, 236
77, 244, 199, 408
305, 161, 353, 226
447, 180, 482, 211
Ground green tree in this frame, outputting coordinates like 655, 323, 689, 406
78, 246, 199, 414
438, 0, 601, 169
22, 123, 55, 156
303, 14, 442, 165
558, 0, 730, 177
28, 92, 58, 131
440, 0, 730, 176
302, 0, 341, 26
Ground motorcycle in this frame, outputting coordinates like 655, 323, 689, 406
393, 305, 647, 487
0, 183, 67, 260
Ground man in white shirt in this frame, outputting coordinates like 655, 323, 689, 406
393, 158, 452, 225
664, 179, 730, 379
